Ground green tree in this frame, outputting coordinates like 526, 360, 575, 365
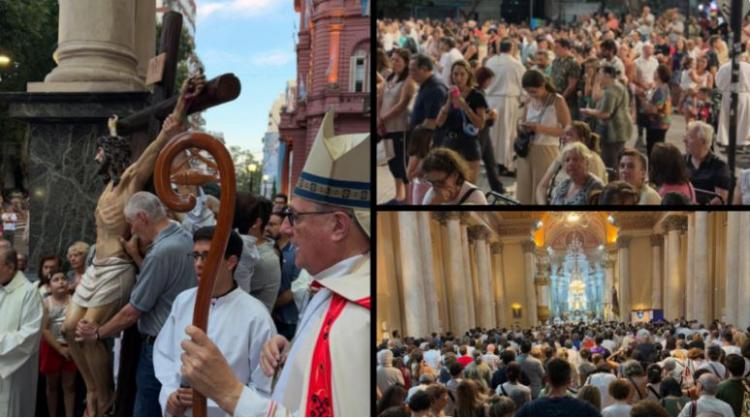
0, 0, 59, 193
376, 0, 433, 18
228, 145, 262, 195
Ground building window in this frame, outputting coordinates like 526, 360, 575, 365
349, 49, 368, 93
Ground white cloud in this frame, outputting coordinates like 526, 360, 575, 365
197, 0, 278, 21
251, 50, 293, 67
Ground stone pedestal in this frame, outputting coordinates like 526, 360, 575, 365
29, 0, 149, 92
4, 92, 149, 268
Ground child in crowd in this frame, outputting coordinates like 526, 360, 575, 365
40, 272, 77, 417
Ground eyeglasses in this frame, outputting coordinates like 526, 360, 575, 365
424, 174, 450, 189
281, 207, 337, 226
189, 251, 210, 262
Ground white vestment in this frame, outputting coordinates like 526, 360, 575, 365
233, 254, 370, 417
716, 61, 750, 146
0, 271, 43, 416
484, 54, 526, 169
154, 286, 275, 416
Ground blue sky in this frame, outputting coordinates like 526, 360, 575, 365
195, 0, 298, 156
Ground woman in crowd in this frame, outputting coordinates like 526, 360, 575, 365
435, 60, 487, 183
649, 142, 697, 204
65, 241, 89, 292
640, 64, 673, 158
378, 48, 417, 204
550, 142, 604, 205
536, 121, 607, 204
516, 69, 571, 204
454, 379, 488, 417
420, 148, 488, 205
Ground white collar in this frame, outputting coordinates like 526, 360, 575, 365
312, 253, 366, 282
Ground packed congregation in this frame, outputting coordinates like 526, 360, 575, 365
376, 319, 750, 417
376, 6, 750, 205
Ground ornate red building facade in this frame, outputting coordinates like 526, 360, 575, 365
278, 0, 370, 195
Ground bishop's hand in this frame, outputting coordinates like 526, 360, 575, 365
260, 334, 290, 377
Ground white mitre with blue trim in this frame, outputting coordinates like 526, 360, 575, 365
293, 110, 370, 237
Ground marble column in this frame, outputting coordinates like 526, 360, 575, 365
603, 251, 616, 321
522, 240, 538, 326
725, 212, 740, 326
737, 212, 750, 330
134, 0, 156, 81
460, 214, 477, 328
664, 215, 687, 321
617, 236, 631, 320
30, 0, 146, 92
491, 243, 508, 328
436, 213, 470, 334
469, 225, 494, 329
685, 215, 695, 320
397, 212, 428, 337
418, 212, 441, 334
650, 235, 663, 310
692, 212, 710, 325
535, 252, 551, 324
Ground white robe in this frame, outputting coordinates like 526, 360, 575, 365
716, 61, 750, 146
484, 54, 526, 169
154, 286, 275, 416
0, 271, 43, 416
233, 254, 370, 417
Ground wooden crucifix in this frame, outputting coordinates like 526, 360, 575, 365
107, 11, 241, 417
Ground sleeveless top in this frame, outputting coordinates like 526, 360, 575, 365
740, 169, 750, 204
526, 93, 564, 146
47, 299, 68, 343
381, 77, 409, 133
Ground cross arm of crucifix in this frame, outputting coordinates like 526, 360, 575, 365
125, 75, 207, 192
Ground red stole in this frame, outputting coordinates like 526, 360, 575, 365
304, 282, 370, 416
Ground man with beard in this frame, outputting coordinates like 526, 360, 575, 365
60, 75, 204, 417
265, 207, 301, 341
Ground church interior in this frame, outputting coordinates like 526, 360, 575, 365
376, 211, 750, 340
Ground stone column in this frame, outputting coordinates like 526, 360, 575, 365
725, 212, 741, 326
692, 212, 710, 325
436, 213, 470, 334
535, 252, 551, 324
738, 212, 750, 330
617, 236, 631, 320
650, 235, 663, 310
685, 215, 695, 320
491, 243, 508, 327
603, 251, 616, 321
460, 213, 477, 328
522, 240, 538, 326
397, 212, 428, 337
30, 0, 146, 92
664, 215, 687, 321
134, 0, 156, 81
418, 212, 441, 334
469, 225, 493, 329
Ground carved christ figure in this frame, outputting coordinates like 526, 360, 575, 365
61, 76, 205, 416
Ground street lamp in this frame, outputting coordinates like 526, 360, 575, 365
247, 162, 258, 193
0, 55, 10, 67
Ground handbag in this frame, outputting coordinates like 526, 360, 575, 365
460, 109, 479, 137
376, 137, 395, 166
514, 97, 553, 158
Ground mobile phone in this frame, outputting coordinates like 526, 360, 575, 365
450, 86, 461, 97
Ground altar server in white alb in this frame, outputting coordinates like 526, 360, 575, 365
179, 109, 371, 416
153, 228, 275, 417
0, 243, 44, 416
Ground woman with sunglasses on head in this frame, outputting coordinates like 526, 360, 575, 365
420, 147, 488, 205
435, 59, 488, 183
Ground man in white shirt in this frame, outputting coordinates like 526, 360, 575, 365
437, 36, 464, 85
716, 60, 750, 147
602, 379, 633, 417
698, 345, 728, 379
154, 227, 275, 417
422, 341, 442, 371
678, 374, 735, 417
484, 38, 526, 172
633, 43, 659, 147
177, 110, 370, 416
720, 330, 742, 356
585, 365, 618, 408
0, 244, 43, 416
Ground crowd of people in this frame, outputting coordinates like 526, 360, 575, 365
0, 190, 303, 416
376, 319, 750, 417
377, 7, 750, 205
